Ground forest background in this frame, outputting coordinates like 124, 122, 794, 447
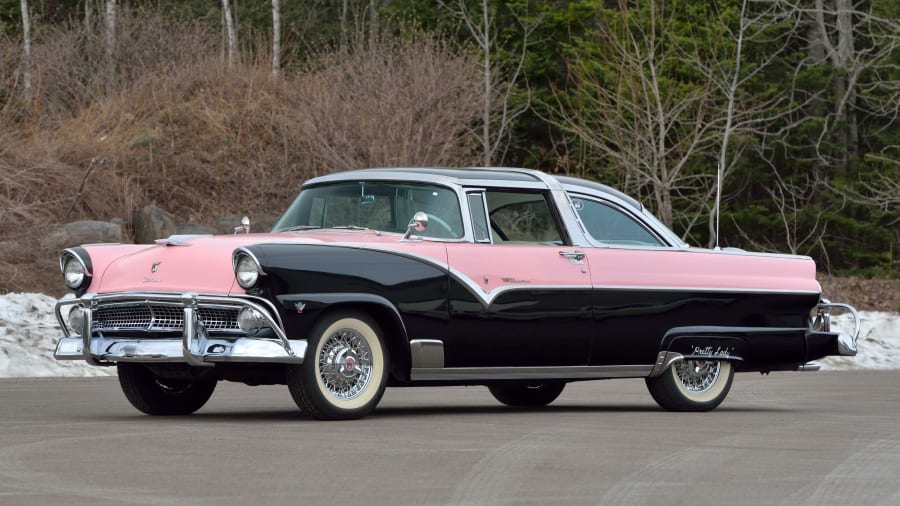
0, 0, 898, 298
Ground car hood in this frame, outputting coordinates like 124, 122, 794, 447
85, 230, 414, 295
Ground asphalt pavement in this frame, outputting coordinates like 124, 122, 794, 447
1, 371, 898, 505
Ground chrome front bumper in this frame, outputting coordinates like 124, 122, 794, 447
54, 292, 307, 366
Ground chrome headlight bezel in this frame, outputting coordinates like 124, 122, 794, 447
60, 248, 92, 293
233, 249, 265, 289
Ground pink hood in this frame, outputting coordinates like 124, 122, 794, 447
83, 230, 416, 295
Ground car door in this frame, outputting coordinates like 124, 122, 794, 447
443, 190, 593, 368
569, 194, 679, 366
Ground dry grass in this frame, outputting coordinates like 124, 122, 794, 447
0, 10, 484, 295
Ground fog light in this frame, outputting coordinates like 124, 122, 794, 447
67, 306, 85, 334
237, 307, 268, 334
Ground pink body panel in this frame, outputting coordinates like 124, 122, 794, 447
586, 247, 820, 293
82, 231, 819, 298
84, 231, 449, 295
447, 243, 590, 293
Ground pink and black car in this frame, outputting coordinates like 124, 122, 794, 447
54, 168, 859, 419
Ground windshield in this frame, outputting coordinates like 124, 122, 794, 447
273, 181, 464, 239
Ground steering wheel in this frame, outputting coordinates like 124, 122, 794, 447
424, 213, 457, 238
490, 219, 509, 242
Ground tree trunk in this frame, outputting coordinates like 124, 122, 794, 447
272, 0, 281, 77
481, 0, 491, 167
104, 0, 116, 87
20, 0, 32, 101
369, 0, 378, 48
340, 0, 348, 60
222, 0, 237, 68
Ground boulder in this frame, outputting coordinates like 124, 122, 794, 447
41, 220, 124, 252
133, 205, 176, 244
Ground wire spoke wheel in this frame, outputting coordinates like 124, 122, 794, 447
645, 358, 734, 412
317, 328, 373, 401
288, 312, 388, 420
674, 360, 721, 394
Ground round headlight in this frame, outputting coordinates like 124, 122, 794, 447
235, 254, 261, 289
63, 256, 86, 289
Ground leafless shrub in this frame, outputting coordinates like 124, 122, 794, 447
26, 8, 218, 121
2, 25, 484, 276
290, 33, 483, 172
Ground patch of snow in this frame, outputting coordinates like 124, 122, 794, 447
0, 293, 115, 378
0, 292, 897, 378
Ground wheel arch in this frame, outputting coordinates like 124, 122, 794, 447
651, 326, 749, 377
303, 295, 412, 384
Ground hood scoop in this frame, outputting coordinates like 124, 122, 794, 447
154, 235, 213, 246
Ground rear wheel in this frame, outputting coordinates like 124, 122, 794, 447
645, 359, 734, 412
287, 312, 388, 420
117, 363, 217, 415
488, 382, 566, 407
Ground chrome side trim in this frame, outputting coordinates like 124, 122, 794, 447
648, 351, 685, 377
409, 365, 653, 381
410, 339, 445, 369
798, 361, 822, 372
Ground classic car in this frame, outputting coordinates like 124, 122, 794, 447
53, 167, 859, 419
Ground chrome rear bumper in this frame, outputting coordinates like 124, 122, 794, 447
54, 292, 306, 366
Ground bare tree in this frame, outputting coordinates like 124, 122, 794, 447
20, 0, 32, 100
438, 0, 539, 167
222, 0, 237, 68
701, 0, 814, 246
546, 1, 720, 230
548, 0, 817, 244
806, 0, 900, 174
272, 0, 281, 76
292, 34, 483, 171
105, 0, 116, 84
340, 0, 349, 57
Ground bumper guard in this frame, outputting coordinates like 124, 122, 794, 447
54, 292, 306, 366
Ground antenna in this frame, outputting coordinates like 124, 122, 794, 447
714, 162, 722, 250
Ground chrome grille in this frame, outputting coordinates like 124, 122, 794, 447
92, 302, 241, 333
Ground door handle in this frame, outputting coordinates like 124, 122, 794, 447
559, 250, 585, 263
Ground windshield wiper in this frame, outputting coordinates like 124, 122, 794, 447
331, 225, 371, 231
330, 225, 383, 236
277, 225, 321, 232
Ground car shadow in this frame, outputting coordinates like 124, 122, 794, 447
90, 402, 793, 424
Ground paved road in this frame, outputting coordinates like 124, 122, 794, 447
1, 371, 899, 505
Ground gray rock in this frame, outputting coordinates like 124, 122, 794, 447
42, 221, 124, 252
132, 205, 176, 244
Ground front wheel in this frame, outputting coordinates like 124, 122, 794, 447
117, 363, 217, 415
488, 382, 566, 407
287, 312, 388, 420
645, 359, 734, 412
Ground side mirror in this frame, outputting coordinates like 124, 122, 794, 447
233, 216, 251, 234
401, 211, 428, 240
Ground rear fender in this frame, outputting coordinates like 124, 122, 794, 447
650, 327, 749, 378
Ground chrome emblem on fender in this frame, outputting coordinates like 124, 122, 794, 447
151, 261, 161, 273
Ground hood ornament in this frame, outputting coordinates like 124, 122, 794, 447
151, 261, 161, 273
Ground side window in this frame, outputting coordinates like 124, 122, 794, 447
467, 193, 491, 243
485, 190, 563, 244
572, 197, 662, 246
